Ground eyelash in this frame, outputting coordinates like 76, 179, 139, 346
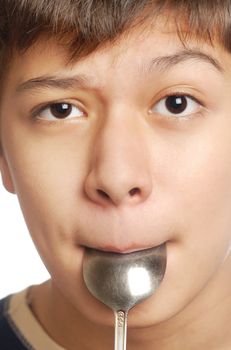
30, 91, 206, 125
150, 92, 205, 121
30, 100, 86, 122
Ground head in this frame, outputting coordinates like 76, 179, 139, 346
1, 0, 231, 329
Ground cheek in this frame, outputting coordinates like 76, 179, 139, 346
155, 123, 231, 287
1, 123, 91, 253
169, 136, 231, 293
182, 144, 231, 242
4, 125, 88, 212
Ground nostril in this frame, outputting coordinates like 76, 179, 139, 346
97, 189, 110, 200
129, 187, 141, 196
97, 187, 141, 202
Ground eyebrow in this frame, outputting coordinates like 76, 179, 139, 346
15, 49, 223, 94
146, 49, 223, 74
16, 74, 93, 94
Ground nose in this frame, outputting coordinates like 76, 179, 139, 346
84, 111, 153, 207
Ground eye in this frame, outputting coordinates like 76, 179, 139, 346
37, 102, 85, 121
152, 95, 201, 118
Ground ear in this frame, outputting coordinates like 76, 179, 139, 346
0, 155, 16, 194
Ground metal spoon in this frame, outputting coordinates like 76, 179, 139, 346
83, 243, 167, 350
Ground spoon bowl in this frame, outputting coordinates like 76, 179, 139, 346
83, 243, 167, 350
83, 244, 166, 311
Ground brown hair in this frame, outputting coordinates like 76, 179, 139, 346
1, 0, 231, 64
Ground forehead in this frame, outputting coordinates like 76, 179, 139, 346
4, 19, 229, 95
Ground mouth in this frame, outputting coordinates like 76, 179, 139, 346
83, 241, 167, 255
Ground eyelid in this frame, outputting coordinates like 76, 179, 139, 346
30, 99, 86, 120
149, 90, 206, 120
155, 90, 205, 107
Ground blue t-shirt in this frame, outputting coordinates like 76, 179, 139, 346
0, 295, 32, 349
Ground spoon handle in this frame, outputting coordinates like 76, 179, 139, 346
114, 310, 128, 350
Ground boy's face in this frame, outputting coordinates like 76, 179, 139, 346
1, 18, 231, 327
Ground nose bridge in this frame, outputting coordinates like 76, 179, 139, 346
85, 106, 152, 206
97, 112, 142, 172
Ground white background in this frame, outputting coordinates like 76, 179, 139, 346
0, 181, 50, 299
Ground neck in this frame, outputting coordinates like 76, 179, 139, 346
31, 256, 231, 350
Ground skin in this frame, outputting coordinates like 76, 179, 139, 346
1, 18, 231, 349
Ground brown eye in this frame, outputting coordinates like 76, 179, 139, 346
38, 102, 84, 121
165, 96, 187, 114
50, 103, 73, 119
152, 94, 200, 118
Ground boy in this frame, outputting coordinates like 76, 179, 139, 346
1, 0, 231, 348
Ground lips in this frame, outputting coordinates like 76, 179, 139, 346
90, 245, 154, 254
83, 241, 167, 254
